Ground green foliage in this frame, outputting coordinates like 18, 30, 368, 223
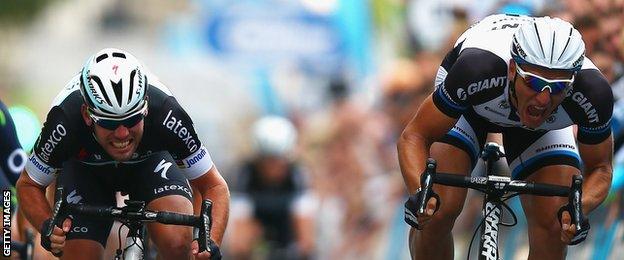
0, 0, 55, 26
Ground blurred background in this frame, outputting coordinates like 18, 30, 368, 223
1, 0, 623, 259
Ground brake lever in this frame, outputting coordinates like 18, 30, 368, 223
569, 175, 584, 232
45, 187, 67, 257
197, 199, 213, 252
47, 187, 66, 236
417, 159, 437, 215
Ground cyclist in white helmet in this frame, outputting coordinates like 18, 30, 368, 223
229, 116, 316, 259
400, 14, 613, 259
16, 48, 229, 259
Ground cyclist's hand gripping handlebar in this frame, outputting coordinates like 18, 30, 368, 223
194, 200, 221, 260
558, 175, 590, 245
417, 159, 437, 214
41, 187, 69, 257
404, 159, 441, 230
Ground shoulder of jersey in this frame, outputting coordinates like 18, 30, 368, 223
456, 14, 535, 63
50, 73, 82, 108
144, 68, 174, 97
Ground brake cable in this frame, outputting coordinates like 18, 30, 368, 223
465, 194, 520, 260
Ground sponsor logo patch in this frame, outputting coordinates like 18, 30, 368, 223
38, 124, 67, 163
467, 77, 506, 95
153, 184, 192, 198
162, 110, 198, 153
29, 156, 53, 175
457, 88, 467, 101
571, 92, 599, 123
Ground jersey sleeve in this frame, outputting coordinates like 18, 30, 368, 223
0, 101, 27, 187
157, 97, 214, 180
25, 107, 73, 186
433, 46, 497, 118
572, 69, 614, 144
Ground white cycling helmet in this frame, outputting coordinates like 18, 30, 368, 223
79, 48, 148, 119
511, 16, 585, 72
252, 116, 297, 156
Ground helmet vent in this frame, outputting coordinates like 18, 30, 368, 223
96, 54, 108, 63
558, 28, 574, 62
533, 23, 545, 58
112, 52, 126, 58
111, 79, 124, 107
128, 70, 136, 104
91, 76, 114, 113
550, 31, 556, 63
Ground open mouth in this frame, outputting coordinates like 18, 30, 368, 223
111, 139, 132, 150
526, 105, 546, 120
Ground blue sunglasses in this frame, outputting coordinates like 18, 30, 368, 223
89, 104, 147, 130
516, 65, 575, 94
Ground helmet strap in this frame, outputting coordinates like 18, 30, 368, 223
509, 73, 519, 109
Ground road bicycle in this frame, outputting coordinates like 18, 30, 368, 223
416, 142, 585, 260
46, 187, 218, 260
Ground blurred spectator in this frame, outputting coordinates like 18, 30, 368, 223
227, 116, 317, 260
382, 54, 439, 134
591, 50, 616, 83
575, 15, 601, 56
382, 58, 426, 132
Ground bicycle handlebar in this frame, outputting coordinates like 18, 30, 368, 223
419, 159, 585, 230
49, 187, 214, 255
433, 173, 571, 197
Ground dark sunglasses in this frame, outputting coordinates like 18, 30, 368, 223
89, 105, 147, 130
516, 65, 575, 94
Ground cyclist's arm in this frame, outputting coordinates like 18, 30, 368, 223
578, 134, 613, 214
398, 95, 458, 194
189, 165, 230, 245
574, 69, 614, 215
15, 170, 53, 231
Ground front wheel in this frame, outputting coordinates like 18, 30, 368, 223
123, 236, 144, 260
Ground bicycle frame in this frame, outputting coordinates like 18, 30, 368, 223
417, 143, 584, 260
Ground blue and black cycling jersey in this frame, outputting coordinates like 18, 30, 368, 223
0, 100, 27, 190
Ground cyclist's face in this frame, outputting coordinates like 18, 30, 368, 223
510, 61, 574, 128
81, 105, 144, 161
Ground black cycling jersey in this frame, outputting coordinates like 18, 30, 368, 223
432, 14, 613, 144
235, 159, 306, 247
25, 73, 214, 186
0, 100, 27, 189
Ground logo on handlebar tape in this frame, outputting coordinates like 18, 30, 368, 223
470, 177, 487, 184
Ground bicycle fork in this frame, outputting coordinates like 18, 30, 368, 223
479, 196, 502, 260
